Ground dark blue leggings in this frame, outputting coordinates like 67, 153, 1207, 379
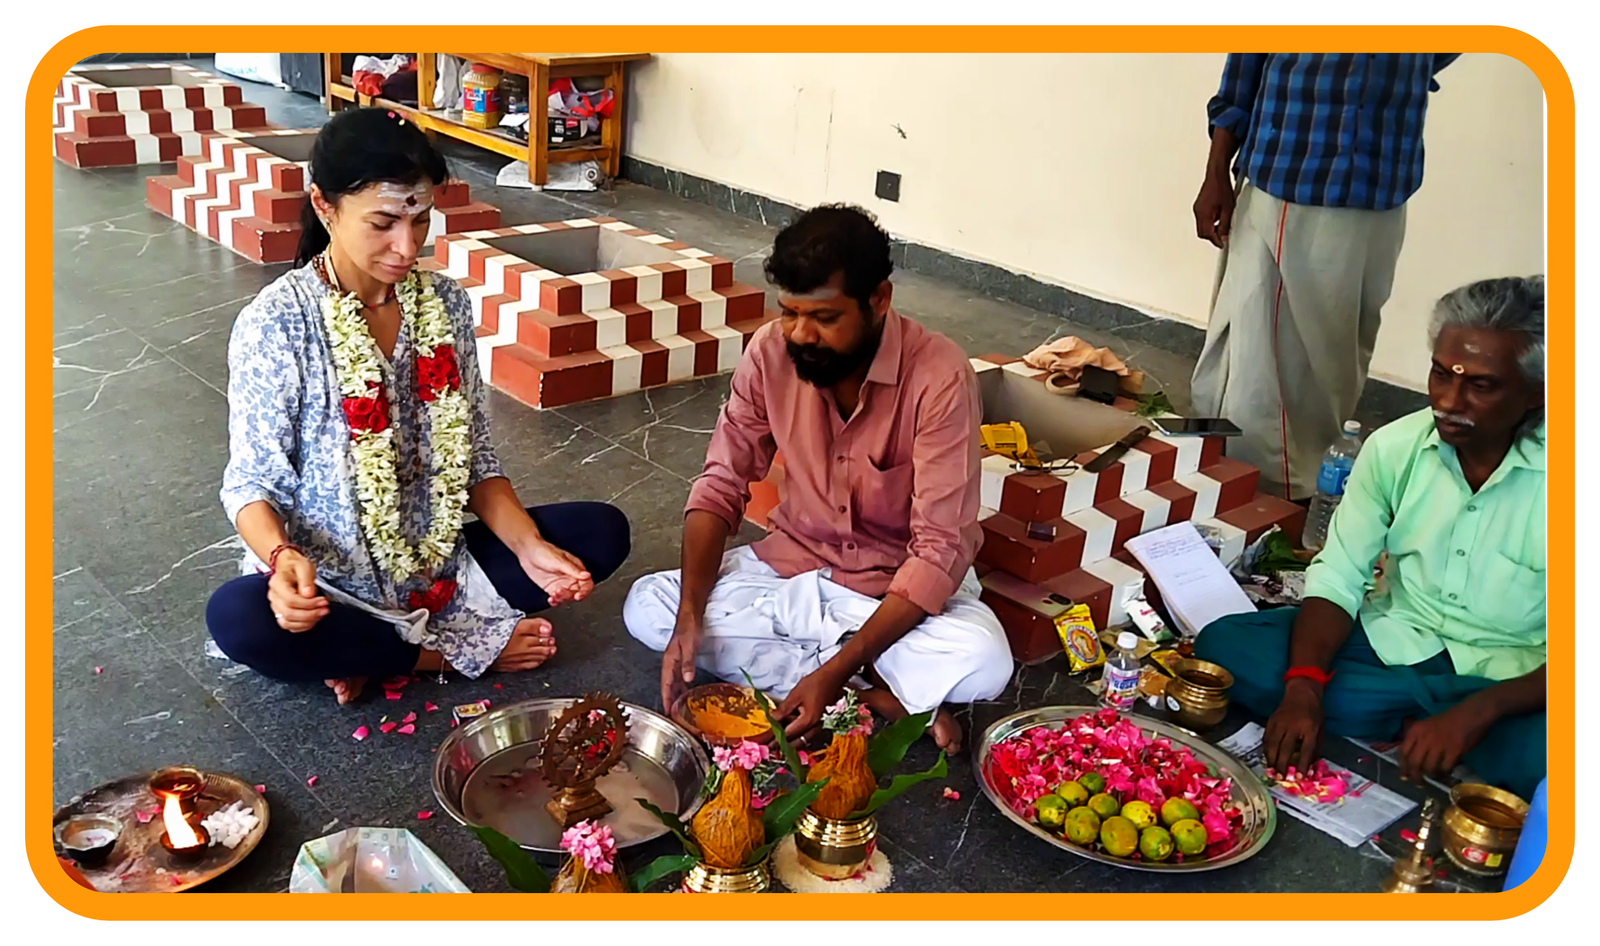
205, 502, 631, 681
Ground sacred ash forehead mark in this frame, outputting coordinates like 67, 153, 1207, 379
370, 181, 432, 215
778, 286, 846, 303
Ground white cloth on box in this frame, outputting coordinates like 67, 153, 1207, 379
623, 546, 1012, 716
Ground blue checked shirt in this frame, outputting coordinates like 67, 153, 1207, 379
1208, 53, 1461, 211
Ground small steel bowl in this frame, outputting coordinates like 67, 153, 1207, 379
54, 814, 121, 866
671, 683, 776, 749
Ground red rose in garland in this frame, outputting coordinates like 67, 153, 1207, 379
416, 345, 462, 402
342, 384, 392, 437
408, 578, 458, 613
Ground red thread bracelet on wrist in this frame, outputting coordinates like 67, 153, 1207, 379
267, 543, 302, 575
1284, 666, 1334, 686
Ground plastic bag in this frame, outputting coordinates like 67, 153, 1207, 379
290, 827, 470, 893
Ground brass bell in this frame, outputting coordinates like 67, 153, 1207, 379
1382, 798, 1440, 893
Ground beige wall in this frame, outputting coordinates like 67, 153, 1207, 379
623, 53, 1546, 392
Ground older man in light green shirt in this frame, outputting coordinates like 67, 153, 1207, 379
1197, 276, 1547, 801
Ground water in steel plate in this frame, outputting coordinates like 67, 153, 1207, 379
460, 745, 681, 848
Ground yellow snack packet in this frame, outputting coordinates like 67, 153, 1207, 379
1054, 604, 1104, 673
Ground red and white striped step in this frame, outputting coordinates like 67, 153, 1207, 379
424, 217, 774, 408
53, 63, 274, 168
147, 132, 502, 264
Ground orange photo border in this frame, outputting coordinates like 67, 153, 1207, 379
29, 25, 1573, 921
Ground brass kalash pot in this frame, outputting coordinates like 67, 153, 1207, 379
1441, 783, 1528, 877
681, 858, 773, 893
1163, 660, 1233, 733
793, 809, 878, 880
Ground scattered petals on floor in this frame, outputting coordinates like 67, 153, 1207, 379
306, 776, 319, 787
397, 723, 416, 735
417, 811, 434, 820
402, 711, 417, 724
425, 702, 439, 712
352, 725, 370, 742
380, 721, 398, 734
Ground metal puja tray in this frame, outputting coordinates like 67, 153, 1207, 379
974, 706, 1276, 873
432, 697, 709, 853
52, 771, 269, 892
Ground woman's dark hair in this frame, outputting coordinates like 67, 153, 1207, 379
294, 107, 450, 267
763, 203, 894, 316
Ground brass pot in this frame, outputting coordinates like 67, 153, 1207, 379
681, 857, 771, 893
1163, 660, 1233, 733
1441, 783, 1527, 877
793, 808, 877, 880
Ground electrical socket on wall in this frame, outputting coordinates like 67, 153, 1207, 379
875, 170, 901, 202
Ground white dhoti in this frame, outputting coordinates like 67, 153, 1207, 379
1190, 181, 1407, 500
623, 546, 1013, 716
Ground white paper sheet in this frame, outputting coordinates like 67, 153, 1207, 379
1124, 522, 1257, 637
1218, 723, 1418, 847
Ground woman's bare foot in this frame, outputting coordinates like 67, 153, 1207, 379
324, 677, 367, 705
491, 618, 558, 672
854, 684, 964, 756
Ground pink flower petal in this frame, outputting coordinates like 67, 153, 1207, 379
307, 776, 319, 787
94, 667, 102, 675
135, 808, 156, 824
254, 784, 267, 794
352, 725, 370, 742
401, 712, 417, 724
425, 702, 439, 712
380, 721, 398, 733
942, 787, 961, 800
380, 676, 410, 690
385, 690, 403, 701
397, 723, 416, 735
493, 684, 503, 690
417, 811, 434, 820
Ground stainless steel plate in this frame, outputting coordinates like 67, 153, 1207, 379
974, 706, 1277, 873
431, 697, 709, 853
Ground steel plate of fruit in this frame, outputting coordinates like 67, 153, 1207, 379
975, 706, 1276, 873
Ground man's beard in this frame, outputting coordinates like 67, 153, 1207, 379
786, 318, 884, 388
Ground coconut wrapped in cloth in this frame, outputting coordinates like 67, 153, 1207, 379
550, 821, 627, 893
691, 742, 771, 868
805, 690, 878, 819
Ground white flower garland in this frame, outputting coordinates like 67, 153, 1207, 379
322, 268, 472, 583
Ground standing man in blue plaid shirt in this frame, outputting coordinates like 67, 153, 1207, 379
1190, 53, 1461, 503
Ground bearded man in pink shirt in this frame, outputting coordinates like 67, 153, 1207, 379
624, 204, 1012, 753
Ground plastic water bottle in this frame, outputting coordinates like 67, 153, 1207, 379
1100, 631, 1142, 711
1303, 421, 1364, 551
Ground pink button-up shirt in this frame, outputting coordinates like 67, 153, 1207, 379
686, 308, 983, 615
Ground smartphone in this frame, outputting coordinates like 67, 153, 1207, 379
1150, 417, 1244, 437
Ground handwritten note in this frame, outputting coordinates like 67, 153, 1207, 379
1124, 522, 1256, 637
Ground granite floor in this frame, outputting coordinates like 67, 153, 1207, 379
50, 61, 1474, 895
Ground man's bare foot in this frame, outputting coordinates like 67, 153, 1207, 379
491, 618, 558, 672
324, 677, 366, 705
854, 684, 964, 756
929, 709, 963, 755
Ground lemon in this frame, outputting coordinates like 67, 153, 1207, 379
1087, 792, 1121, 821
1121, 800, 1157, 830
1139, 826, 1175, 861
1034, 794, 1069, 832
1054, 781, 1090, 808
1064, 807, 1101, 845
1160, 796, 1200, 827
1100, 815, 1139, 857
1078, 772, 1107, 795
1171, 818, 1209, 855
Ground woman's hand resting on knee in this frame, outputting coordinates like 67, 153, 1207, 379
518, 538, 594, 606
268, 550, 330, 632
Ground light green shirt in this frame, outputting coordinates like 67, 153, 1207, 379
1303, 409, 1546, 681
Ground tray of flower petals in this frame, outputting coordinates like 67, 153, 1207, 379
976, 707, 1276, 873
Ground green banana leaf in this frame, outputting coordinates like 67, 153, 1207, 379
467, 825, 551, 893
745, 776, 830, 866
865, 708, 937, 779
849, 751, 949, 818
742, 670, 806, 782
635, 798, 702, 859
629, 853, 698, 893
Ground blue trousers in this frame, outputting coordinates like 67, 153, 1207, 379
205, 502, 630, 681
1194, 607, 1546, 800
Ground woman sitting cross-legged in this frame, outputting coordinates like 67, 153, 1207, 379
205, 107, 630, 704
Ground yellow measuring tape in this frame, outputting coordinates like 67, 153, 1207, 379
980, 422, 1039, 466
